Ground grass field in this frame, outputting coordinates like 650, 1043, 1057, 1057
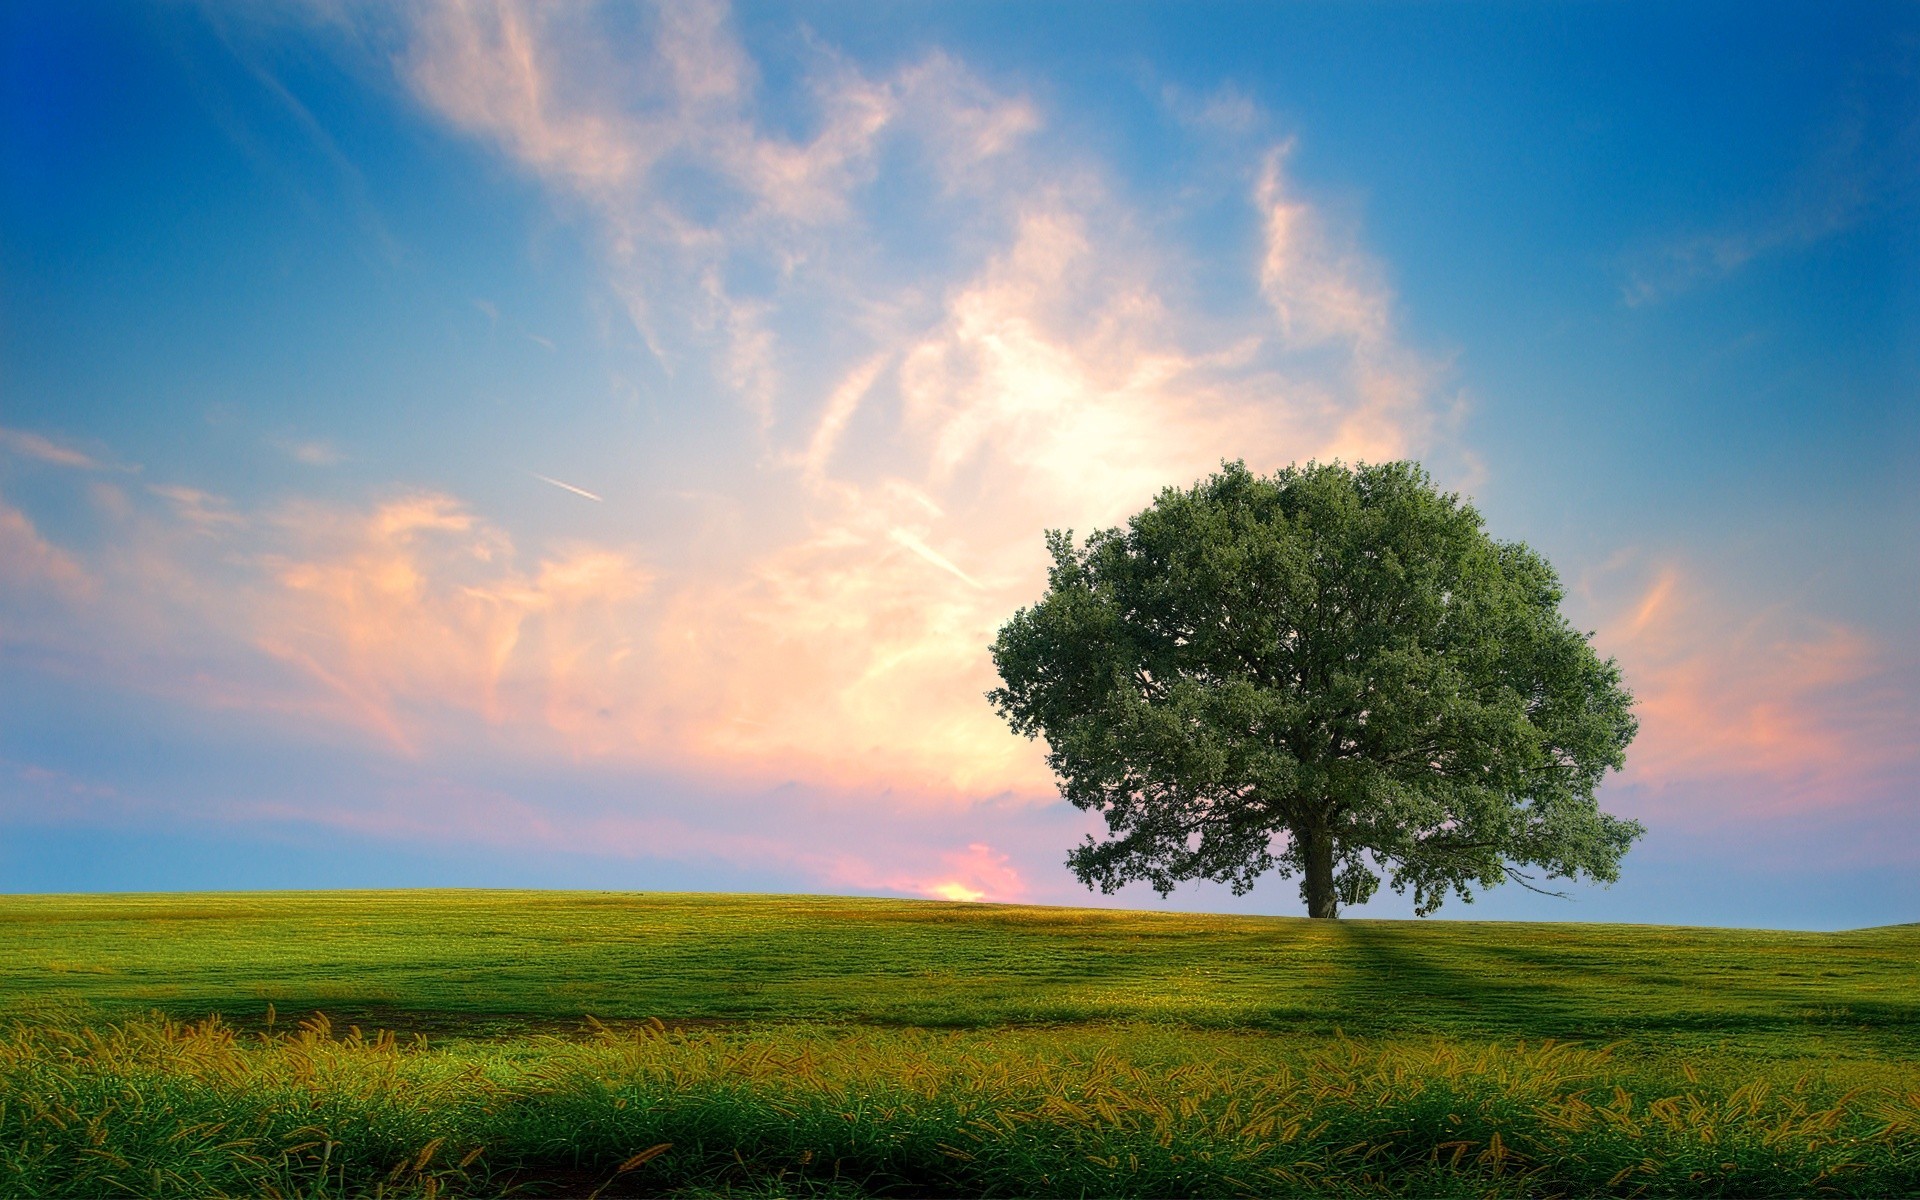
1, 891, 1916, 1196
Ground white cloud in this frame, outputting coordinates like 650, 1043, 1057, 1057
273, 436, 343, 466
3, 0, 1454, 811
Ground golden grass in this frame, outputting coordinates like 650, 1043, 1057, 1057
3, 1013, 1915, 1197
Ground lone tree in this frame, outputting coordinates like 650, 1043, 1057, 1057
989, 460, 1641, 918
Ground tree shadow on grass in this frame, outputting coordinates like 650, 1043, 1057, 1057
1328, 921, 1628, 1041
1328, 931, 1920, 1049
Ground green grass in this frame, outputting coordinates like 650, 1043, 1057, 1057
3, 891, 1916, 1052
1, 891, 1916, 1197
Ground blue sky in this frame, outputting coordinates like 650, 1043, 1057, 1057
2, 1, 1915, 927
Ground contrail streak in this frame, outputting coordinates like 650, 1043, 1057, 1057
530, 472, 603, 502
889, 528, 983, 589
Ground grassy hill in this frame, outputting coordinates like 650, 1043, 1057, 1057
2, 890, 1915, 1053
1, 891, 1916, 1197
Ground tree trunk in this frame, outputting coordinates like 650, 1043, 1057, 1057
1300, 824, 1338, 918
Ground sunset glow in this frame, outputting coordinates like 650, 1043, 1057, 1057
2, 1, 1912, 926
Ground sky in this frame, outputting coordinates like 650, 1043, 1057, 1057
1, 1, 1915, 928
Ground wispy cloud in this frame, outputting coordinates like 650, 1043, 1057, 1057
273, 436, 344, 466
1161, 82, 1260, 135
0, 503, 93, 599
252, 493, 654, 752
274, 0, 1448, 800
1619, 113, 1887, 306
1621, 196, 1864, 308
148, 484, 247, 531
0, 0, 1458, 863
0, 428, 106, 471
1594, 563, 1918, 819
10, 461, 1918, 899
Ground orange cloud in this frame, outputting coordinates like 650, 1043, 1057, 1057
1, 1, 1460, 824
249, 494, 655, 756
15, 467, 1916, 895
310, 3, 1453, 800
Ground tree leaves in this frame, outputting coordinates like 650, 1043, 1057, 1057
989, 460, 1643, 917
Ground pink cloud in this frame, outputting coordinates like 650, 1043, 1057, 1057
1597, 565, 1916, 818
1, 759, 135, 829
0, 1, 1468, 882
0, 503, 92, 599
215, 1, 1454, 803
912, 842, 1026, 903
148, 484, 246, 531
2, 724, 1141, 904
0, 427, 104, 471
249, 494, 657, 756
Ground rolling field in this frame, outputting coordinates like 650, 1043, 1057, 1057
1, 891, 1916, 1196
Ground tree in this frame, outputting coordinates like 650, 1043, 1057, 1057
988, 460, 1641, 918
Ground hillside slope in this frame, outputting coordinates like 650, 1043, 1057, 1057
3, 891, 1914, 1056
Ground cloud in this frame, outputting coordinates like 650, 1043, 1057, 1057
1161, 82, 1259, 135
0, 0, 1460, 888
1257, 147, 1390, 350
235, 0, 1445, 803
148, 484, 247, 531
1621, 199, 1862, 307
12, 471, 1919, 901
0, 428, 105, 471
1595, 564, 1918, 819
915, 842, 1025, 903
1, 760, 126, 826
250, 493, 656, 753
0, 503, 92, 599
274, 437, 344, 466
394, 0, 975, 398
1618, 111, 1887, 306
0, 741, 1076, 908
795, 352, 887, 483
825, 838, 1028, 904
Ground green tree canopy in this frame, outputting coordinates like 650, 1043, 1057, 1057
989, 460, 1642, 918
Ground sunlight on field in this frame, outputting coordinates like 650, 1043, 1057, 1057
3, 1015, 1917, 1198
1, 893, 1915, 1196
2, 892, 1916, 1054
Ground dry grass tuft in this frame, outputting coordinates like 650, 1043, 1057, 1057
2, 1015, 1915, 1197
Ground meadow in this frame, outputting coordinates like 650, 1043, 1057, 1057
0, 891, 1915, 1197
